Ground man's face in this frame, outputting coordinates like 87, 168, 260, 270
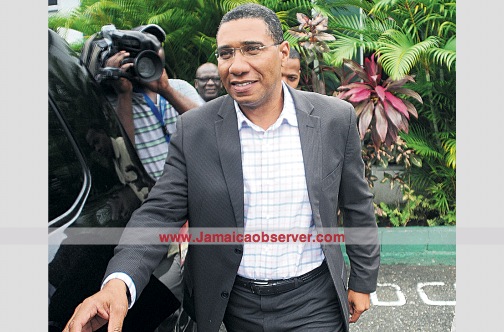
282, 58, 301, 89
216, 18, 289, 110
195, 64, 222, 101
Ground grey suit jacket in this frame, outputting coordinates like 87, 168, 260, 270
106, 85, 380, 332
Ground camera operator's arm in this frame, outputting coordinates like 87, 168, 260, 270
114, 91, 135, 144
144, 69, 200, 115
105, 51, 136, 144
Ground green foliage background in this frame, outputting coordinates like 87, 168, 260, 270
49, 0, 456, 226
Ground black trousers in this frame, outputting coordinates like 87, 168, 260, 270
223, 267, 344, 332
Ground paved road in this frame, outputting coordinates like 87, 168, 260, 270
216, 264, 456, 332
350, 264, 456, 332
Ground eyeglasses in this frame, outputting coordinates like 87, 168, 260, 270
195, 76, 221, 84
215, 43, 280, 60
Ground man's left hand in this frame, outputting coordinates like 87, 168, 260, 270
144, 68, 170, 94
348, 289, 370, 323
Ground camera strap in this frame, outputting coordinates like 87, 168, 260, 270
142, 93, 170, 144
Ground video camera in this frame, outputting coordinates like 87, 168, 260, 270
81, 24, 166, 84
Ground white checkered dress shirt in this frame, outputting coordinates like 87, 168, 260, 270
236, 84, 325, 280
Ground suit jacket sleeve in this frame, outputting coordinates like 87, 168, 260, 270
339, 103, 380, 294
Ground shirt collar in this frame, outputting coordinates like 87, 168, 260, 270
235, 82, 297, 131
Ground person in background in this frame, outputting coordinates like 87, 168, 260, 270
194, 62, 223, 102
281, 46, 301, 89
64, 4, 379, 332
104, 24, 204, 182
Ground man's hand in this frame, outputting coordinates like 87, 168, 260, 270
144, 68, 200, 114
105, 51, 137, 145
63, 279, 129, 332
143, 68, 170, 94
348, 289, 370, 323
104, 51, 135, 95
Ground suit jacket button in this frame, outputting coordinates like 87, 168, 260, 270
234, 248, 242, 254
221, 291, 229, 299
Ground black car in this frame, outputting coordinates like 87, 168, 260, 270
48, 29, 181, 332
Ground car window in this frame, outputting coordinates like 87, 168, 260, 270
48, 29, 154, 229
48, 102, 86, 222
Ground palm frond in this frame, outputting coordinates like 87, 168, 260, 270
429, 36, 456, 70
317, 0, 375, 13
442, 138, 456, 169
263, 0, 313, 12
326, 35, 375, 67
369, 0, 404, 15
400, 125, 443, 161
363, 16, 398, 35
407, 160, 434, 193
377, 31, 440, 79
221, 0, 258, 12
331, 13, 364, 36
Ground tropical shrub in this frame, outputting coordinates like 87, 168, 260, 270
293, 0, 456, 225
335, 53, 422, 149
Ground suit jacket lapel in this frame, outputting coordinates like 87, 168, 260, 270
215, 96, 245, 228
290, 87, 323, 229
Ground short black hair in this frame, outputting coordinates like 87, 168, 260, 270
289, 47, 301, 60
218, 3, 284, 45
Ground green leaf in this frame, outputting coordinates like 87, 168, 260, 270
410, 154, 422, 168
378, 158, 389, 168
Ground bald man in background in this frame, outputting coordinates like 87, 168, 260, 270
194, 62, 223, 101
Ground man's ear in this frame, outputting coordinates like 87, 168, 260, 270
280, 41, 290, 66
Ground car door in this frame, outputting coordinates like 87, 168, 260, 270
48, 29, 178, 332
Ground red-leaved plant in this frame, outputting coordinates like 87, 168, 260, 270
336, 53, 422, 148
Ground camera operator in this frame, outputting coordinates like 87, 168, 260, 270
103, 25, 204, 182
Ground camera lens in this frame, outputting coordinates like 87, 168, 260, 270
134, 50, 163, 82
137, 57, 156, 78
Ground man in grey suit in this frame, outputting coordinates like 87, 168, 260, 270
65, 4, 379, 332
